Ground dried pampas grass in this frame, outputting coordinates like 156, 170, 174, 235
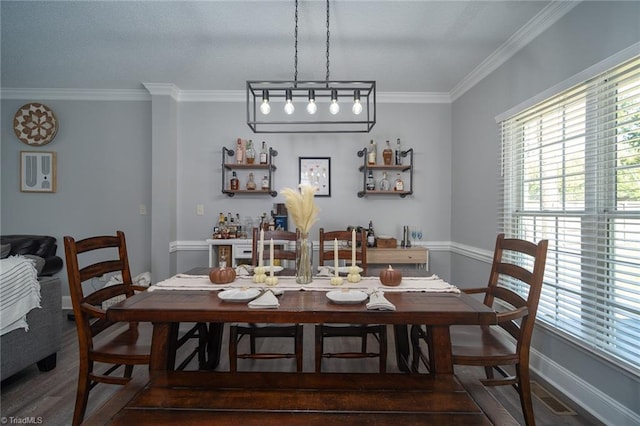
280, 184, 319, 234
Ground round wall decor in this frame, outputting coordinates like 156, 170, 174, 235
13, 102, 58, 146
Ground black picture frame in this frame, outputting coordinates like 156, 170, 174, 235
298, 157, 331, 197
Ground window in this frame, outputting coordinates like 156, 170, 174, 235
499, 56, 640, 373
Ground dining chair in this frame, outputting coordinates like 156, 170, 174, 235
228, 228, 303, 372
410, 233, 548, 426
315, 228, 387, 373
64, 231, 206, 425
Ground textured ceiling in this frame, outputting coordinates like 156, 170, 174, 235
1, 1, 556, 94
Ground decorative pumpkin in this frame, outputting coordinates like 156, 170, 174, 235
254, 266, 266, 275
253, 273, 267, 284
379, 265, 402, 286
209, 266, 236, 284
330, 276, 344, 286
347, 273, 361, 283
265, 276, 279, 286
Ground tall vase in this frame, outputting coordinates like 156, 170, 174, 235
296, 231, 313, 284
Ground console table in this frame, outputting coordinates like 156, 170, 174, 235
367, 246, 428, 269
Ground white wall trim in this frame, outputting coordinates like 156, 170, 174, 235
450, 1, 580, 101
450, 241, 494, 263
142, 82, 180, 100
0, 87, 150, 101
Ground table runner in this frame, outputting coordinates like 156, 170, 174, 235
148, 273, 460, 294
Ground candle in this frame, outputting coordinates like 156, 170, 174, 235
351, 229, 356, 266
269, 238, 274, 277
334, 238, 339, 277
259, 228, 264, 267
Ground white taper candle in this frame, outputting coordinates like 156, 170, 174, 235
351, 229, 356, 266
259, 228, 264, 267
269, 238, 274, 276
334, 238, 339, 277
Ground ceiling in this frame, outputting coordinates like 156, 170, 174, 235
1, 1, 575, 98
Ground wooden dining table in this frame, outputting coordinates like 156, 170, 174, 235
94, 270, 511, 425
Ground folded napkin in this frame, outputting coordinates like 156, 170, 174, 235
366, 290, 396, 311
248, 290, 280, 309
317, 266, 333, 277
235, 265, 252, 276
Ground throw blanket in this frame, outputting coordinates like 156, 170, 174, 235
0, 256, 41, 336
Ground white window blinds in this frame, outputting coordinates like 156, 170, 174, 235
499, 56, 640, 373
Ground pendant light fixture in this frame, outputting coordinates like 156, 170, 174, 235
247, 0, 376, 133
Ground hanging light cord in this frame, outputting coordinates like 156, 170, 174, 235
293, 0, 299, 85
325, 0, 330, 83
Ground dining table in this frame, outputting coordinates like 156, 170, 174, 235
94, 267, 510, 425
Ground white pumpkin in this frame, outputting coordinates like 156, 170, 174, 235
330, 276, 344, 286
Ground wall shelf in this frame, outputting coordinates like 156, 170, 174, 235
357, 147, 413, 198
222, 146, 278, 197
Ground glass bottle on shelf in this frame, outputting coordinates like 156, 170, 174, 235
261, 175, 269, 190
395, 138, 402, 165
366, 170, 375, 191
379, 171, 391, 191
394, 173, 404, 191
246, 172, 256, 190
259, 141, 269, 165
383, 140, 393, 165
235, 139, 245, 164
366, 220, 376, 247
230, 171, 239, 190
245, 139, 255, 164
367, 140, 377, 165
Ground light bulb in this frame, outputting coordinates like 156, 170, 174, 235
260, 99, 271, 115
329, 89, 339, 115
307, 100, 317, 114
284, 89, 295, 115
352, 100, 362, 115
329, 100, 340, 115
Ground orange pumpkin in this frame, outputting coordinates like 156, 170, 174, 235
379, 265, 402, 286
209, 266, 236, 284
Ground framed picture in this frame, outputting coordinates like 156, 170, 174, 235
20, 151, 57, 193
299, 157, 331, 197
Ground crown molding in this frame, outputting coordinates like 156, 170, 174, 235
142, 82, 180, 100
0, 87, 150, 101
450, 1, 581, 101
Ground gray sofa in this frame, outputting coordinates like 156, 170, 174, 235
1, 235, 63, 380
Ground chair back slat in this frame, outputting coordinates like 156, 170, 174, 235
251, 228, 298, 267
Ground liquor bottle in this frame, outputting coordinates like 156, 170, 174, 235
246, 172, 256, 190
366, 221, 376, 248
379, 171, 391, 191
366, 170, 375, 191
394, 173, 404, 191
230, 171, 239, 190
261, 175, 269, 190
259, 141, 269, 165
383, 140, 393, 165
235, 139, 244, 164
245, 140, 255, 164
395, 138, 402, 165
218, 212, 225, 227
367, 140, 377, 165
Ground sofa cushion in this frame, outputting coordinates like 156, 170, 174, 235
0, 244, 10, 259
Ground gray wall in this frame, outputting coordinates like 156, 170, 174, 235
1, 99, 152, 296
450, 1, 640, 421
175, 100, 452, 278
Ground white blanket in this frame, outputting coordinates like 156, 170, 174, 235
0, 256, 42, 335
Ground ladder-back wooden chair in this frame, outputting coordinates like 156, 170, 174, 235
411, 233, 548, 426
315, 228, 387, 372
228, 228, 303, 372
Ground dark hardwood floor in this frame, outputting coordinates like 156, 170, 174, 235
1, 311, 603, 425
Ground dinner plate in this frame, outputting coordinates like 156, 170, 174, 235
328, 266, 363, 275
326, 290, 368, 305
266, 265, 284, 273
218, 288, 262, 302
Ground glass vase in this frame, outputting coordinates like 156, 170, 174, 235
296, 232, 313, 284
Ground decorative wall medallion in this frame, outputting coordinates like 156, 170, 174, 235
13, 103, 58, 146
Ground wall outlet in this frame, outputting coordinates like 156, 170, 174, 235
196, 204, 205, 216
139, 203, 147, 215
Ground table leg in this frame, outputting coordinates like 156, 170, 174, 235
149, 322, 179, 387
206, 322, 224, 369
393, 324, 411, 373
426, 325, 453, 375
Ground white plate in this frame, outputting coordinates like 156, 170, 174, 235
328, 266, 363, 275
256, 265, 284, 273
326, 290, 368, 304
218, 288, 262, 302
